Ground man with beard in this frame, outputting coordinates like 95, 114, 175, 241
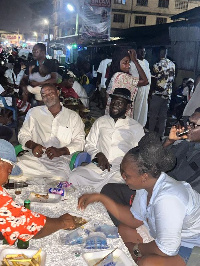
69, 88, 144, 192
16, 84, 85, 183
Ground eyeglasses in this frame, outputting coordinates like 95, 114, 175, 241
187, 121, 200, 129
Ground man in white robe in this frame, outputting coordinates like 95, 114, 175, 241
130, 46, 151, 127
16, 84, 85, 183
69, 88, 144, 192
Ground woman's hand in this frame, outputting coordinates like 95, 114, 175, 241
59, 213, 76, 230
78, 193, 101, 210
128, 49, 137, 63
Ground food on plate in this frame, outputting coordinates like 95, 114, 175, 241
2, 249, 42, 266
32, 193, 49, 200
64, 215, 88, 230
74, 216, 88, 228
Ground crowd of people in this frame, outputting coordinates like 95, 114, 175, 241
0, 42, 200, 265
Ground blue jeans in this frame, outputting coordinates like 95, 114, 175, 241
178, 246, 193, 264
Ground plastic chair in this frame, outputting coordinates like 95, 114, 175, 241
0, 95, 18, 140
69, 151, 91, 170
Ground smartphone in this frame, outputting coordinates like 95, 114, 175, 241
176, 129, 189, 137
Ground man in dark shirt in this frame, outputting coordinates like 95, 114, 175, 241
20, 43, 58, 104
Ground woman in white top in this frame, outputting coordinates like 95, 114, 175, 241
78, 133, 200, 265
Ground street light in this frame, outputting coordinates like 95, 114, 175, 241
43, 19, 49, 25
43, 19, 50, 55
33, 31, 38, 42
66, 3, 79, 35
67, 4, 74, 12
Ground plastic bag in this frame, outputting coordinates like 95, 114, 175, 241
85, 232, 108, 249
95, 224, 119, 239
62, 228, 88, 245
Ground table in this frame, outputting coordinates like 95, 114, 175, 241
3, 184, 137, 266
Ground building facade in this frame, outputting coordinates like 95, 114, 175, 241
112, 0, 200, 30
53, 0, 200, 39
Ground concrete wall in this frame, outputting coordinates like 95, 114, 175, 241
111, 0, 200, 29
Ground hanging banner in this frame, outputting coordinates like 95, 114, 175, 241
81, 0, 111, 40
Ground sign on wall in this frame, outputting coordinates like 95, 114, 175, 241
81, 0, 111, 40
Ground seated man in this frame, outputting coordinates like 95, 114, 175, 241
60, 71, 89, 108
4, 62, 24, 90
69, 88, 144, 192
17, 83, 85, 182
101, 107, 200, 225
0, 139, 75, 245
20, 43, 58, 105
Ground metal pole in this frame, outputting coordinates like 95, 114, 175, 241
47, 24, 50, 55
75, 13, 79, 35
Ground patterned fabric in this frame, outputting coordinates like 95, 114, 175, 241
0, 187, 46, 245
106, 72, 139, 117
152, 58, 175, 98
61, 86, 79, 99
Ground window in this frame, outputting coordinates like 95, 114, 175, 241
158, 0, 169, 8
135, 16, 146, 25
156, 17, 167, 24
137, 0, 148, 6
175, 1, 188, 9
113, 14, 125, 23
114, 0, 126, 4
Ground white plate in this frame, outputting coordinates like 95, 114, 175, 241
28, 192, 61, 203
0, 248, 46, 266
82, 248, 134, 266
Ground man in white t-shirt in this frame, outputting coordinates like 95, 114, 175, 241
130, 46, 151, 127
96, 55, 112, 109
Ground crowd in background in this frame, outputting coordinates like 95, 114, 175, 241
1, 42, 200, 265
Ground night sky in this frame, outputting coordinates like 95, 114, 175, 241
0, 0, 38, 33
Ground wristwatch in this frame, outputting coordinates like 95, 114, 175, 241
132, 244, 142, 258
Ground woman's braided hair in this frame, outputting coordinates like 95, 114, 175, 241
125, 133, 176, 178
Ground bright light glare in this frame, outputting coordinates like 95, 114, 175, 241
43, 19, 49, 25
33, 31, 38, 36
67, 45, 72, 50
67, 4, 75, 12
